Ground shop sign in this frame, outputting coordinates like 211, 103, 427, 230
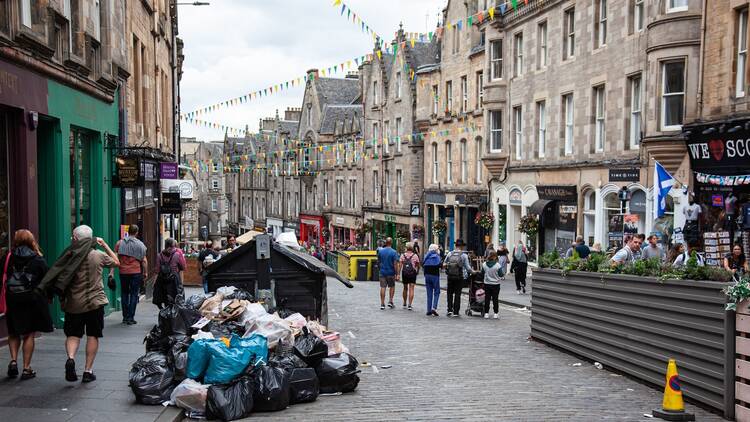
410, 203, 421, 216
384, 214, 396, 223
161, 179, 195, 200
143, 161, 158, 182
161, 192, 182, 214
160, 162, 178, 179
685, 120, 750, 175
456, 194, 487, 205
557, 205, 577, 232
335, 217, 345, 225
609, 168, 640, 182
425, 192, 446, 204
630, 190, 646, 213
509, 189, 523, 205
116, 157, 141, 187
537, 185, 577, 202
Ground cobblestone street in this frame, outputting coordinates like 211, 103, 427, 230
249, 280, 726, 421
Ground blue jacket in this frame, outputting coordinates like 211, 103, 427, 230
423, 251, 442, 276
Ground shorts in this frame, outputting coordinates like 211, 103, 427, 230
379, 276, 396, 288
63, 306, 105, 338
401, 275, 417, 284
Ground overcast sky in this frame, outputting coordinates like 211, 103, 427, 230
178, 0, 445, 142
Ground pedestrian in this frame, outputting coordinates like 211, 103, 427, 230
153, 238, 186, 309
667, 243, 686, 266
510, 240, 529, 294
482, 251, 502, 319
610, 236, 643, 267
399, 242, 420, 311
198, 241, 219, 293
114, 225, 148, 325
573, 236, 590, 259
443, 239, 474, 317
564, 241, 577, 258
422, 244, 441, 316
413, 240, 421, 256
633, 234, 646, 260
39, 225, 119, 383
641, 234, 665, 262
673, 240, 705, 267
3, 230, 53, 380
224, 235, 238, 252
591, 243, 603, 254
724, 244, 748, 276
484, 243, 495, 259
497, 243, 509, 280
377, 237, 400, 310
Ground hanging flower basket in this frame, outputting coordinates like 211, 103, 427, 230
474, 212, 495, 230
411, 224, 424, 239
432, 220, 447, 237
355, 220, 372, 238
518, 214, 539, 238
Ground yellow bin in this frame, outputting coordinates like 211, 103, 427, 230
341, 251, 378, 280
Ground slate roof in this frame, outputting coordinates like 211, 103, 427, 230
279, 120, 298, 135
319, 104, 363, 135
315, 77, 360, 108
410, 40, 440, 69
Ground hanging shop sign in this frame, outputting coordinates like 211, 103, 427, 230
630, 190, 647, 213
115, 157, 141, 187
695, 172, 750, 186
685, 119, 750, 175
161, 192, 182, 214
160, 179, 195, 200
160, 162, 178, 179
537, 185, 577, 202
609, 168, 640, 182
410, 203, 421, 216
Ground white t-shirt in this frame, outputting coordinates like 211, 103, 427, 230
683, 203, 702, 221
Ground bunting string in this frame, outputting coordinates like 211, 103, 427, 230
331, 0, 382, 42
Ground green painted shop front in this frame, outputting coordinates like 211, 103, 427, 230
37, 80, 122, 327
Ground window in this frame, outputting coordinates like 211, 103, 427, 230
452, 24, 459, 54
661, 61, 685, 130
634, 0, 644, 32
349, 179, 357, 208
476, 72, 484, 108
373, 81, 379, 106
737, 9, 748, 98
384, 120, 390, 154
336, 180, 344, 207
212, 162, 219, 173
295, 192, 299, 216
537, 22, 548, 69
373, 170, 379, 199
323, 178, 329, 207
460, 140, 468, 183
563, 94, 574, 155
490, 40, 503, 80
668, 0, 688, 13
490, 110, 503, 152
432, 143, 439, 183
395, 117, 402, 152
396, 72, 402, 99
69, 130, 92, 231
629, 75, 642, 148
211, 199, 218, 211
385, 171, 391, 203
313, 185, 318, 209
595, 0, 607, 48
21, 0, 31, 27
307, 106, 312, 126
446, 81, 453, 113
537, 101, 546, 158
335, 141, 342, 164
514, 33, 523, 77
287, 192, 291, 216
372, 122, 379, 155
564, 8, 575, 60
211, 179, 219, 189
475, 138, 482, 184
432, 85, 439, 115
513, 106, 523, 160
396, 169, 403, 204
461, 76, 468, 113
594, 85, 605, 152
446, 141, 453, 184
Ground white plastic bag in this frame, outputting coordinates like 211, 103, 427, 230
170, 379, 209, 416
239, 302, 269, 327
191, 331, 215, 341
216, 286, 237, 297
244, 313, 293, 349
284, 313, 307, 329
321, 332, 349, 355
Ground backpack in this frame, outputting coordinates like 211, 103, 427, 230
401, 253, 418, 278
158, 253, 178, 284
445, 252, 464, 278
6, 263, 34, 296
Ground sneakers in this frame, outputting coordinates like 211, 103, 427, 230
380, 304, 385, 310
431, 310, 439, 317
522, 287, 527, 294
387, 302, 395, 309
447, 311, 453, 317
7, 360, 18, 378
493, 313, 499, 319
82, 371, 96, 383
407, 305, 413, 311
452, 313, 460, 318
65, 358, 78, 382
516, 290, 522, 295
403, 303, 407, 309
484, 313, 490, 319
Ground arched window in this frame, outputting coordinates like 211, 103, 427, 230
583, 190, 596, 245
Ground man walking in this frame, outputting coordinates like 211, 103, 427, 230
377, 237, 400, 310
115, 225, 147, 325
642, 234, 665, 262
610, 236, 643, 267
443, 239, 473, 317
198, 240, 220, 293
40, 225, 119, 383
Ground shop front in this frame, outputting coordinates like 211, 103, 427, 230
299, 214, 324, 247
529, 185, 578, 256
284, 220, 299, 238
328, 214, 358, 250
685, 118, 750, 264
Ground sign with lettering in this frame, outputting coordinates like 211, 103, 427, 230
685, 119, 750, 175
384, 214, 396, 223
115, 157, 141, 187
161, 192, 182, 214
160, 162, 178, 179
609, 168, 640, 182
537, 185, 577, 202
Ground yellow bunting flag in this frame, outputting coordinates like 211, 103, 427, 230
489, 7, 495, 19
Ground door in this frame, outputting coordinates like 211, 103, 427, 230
0, 111, 8, 250
69, 129, 93, 231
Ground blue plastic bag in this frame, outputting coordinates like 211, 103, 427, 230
186, 339, 217, 380
232, 333, 269, 366
204, 335, 254, 384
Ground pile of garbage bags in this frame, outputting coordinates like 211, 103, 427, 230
128, 286, 361, 421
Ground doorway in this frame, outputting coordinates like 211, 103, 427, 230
0, 111, 8, 250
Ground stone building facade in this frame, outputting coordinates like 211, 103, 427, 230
416, 0, 488, 254
265, 108, 301, 238
181, 138, 226, 243
482, 0, 703, 255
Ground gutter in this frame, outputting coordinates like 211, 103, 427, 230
696, 0, 708, 118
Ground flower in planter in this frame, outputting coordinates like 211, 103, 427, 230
411, 224, 424, 239
474, 212, 494, 230
725, 275, 750, 311
432, 220, 447, 237
518, 214, 539, 238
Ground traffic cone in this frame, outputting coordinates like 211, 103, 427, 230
652, 359, 695, 421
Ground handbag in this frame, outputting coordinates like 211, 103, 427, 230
107, 273, 117, 290
0, 252, 10, 314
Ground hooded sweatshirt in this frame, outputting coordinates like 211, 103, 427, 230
422, 251, 442, 276
482, 260, 503, 285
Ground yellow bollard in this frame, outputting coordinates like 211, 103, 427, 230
652, 359, 695, 421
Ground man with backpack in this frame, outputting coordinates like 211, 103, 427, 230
443, 239, 475, 317
377, 237, 400, 310
114, 225, 148, 325
399, 242, 420, 311
152, 238, 186, 309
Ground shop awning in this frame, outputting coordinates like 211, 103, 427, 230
529, 199, 553, 217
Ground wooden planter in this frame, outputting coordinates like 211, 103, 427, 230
532, 268, 734, 419
182, 257, 202, 286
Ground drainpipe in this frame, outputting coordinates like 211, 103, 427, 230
696, 0, 708, 118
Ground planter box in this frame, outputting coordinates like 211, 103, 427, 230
182, 257, 202, 286
737, 300, 750, 421
531, 268, 734, 419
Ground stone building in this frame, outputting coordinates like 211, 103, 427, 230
223, 127, 253, 235
360, 27, 438, 250
416, 0, 488, 255
482, 0, 704, 255
176, 137, 200, 246
265, 108, 301, 238
181, 138, 226, 243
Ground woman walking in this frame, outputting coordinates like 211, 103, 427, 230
3, 230, 53, 379
511, 240, 528, 294
724, 244, 749, 277
399, 243, 420, 310
422, 244, 442, 316
153, 238, 186, 309
482, 251, 502, 319
497, 243, 509, 280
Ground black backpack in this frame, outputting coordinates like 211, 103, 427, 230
445, 252, 464, 278
401, 253, 418, 278
158, 253, 178, 284
6, 263, 34, 296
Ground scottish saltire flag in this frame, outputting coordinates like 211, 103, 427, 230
654, 161, 675, 218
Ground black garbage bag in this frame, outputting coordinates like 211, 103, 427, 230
184, 294, 208, 310
224, 321, 246, 336
268, 352, 307, 371
293, 327, 328, 367
205, 321, 233, 339
129, 352, 175, 405
168, 335, 192, 382
289, 368, 319, 404
268, 298, 295, 318
315, 353, 361, 394
143, 325, 171, 353
158, 305, 202, 336
251, 366, 291, 412
225, 288, 254, 301
205, 377, 254, 421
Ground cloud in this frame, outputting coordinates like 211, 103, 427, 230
178, 0, 445, 142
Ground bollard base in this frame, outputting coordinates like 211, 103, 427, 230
652, 409, 696, 421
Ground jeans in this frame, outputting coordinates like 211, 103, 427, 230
120, 273, 143, 322
202, 276, 209, 294
483, 283, 500, 314
424, 274, 441, 313
514, 262, 528, 291
446, 277, 463, 314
